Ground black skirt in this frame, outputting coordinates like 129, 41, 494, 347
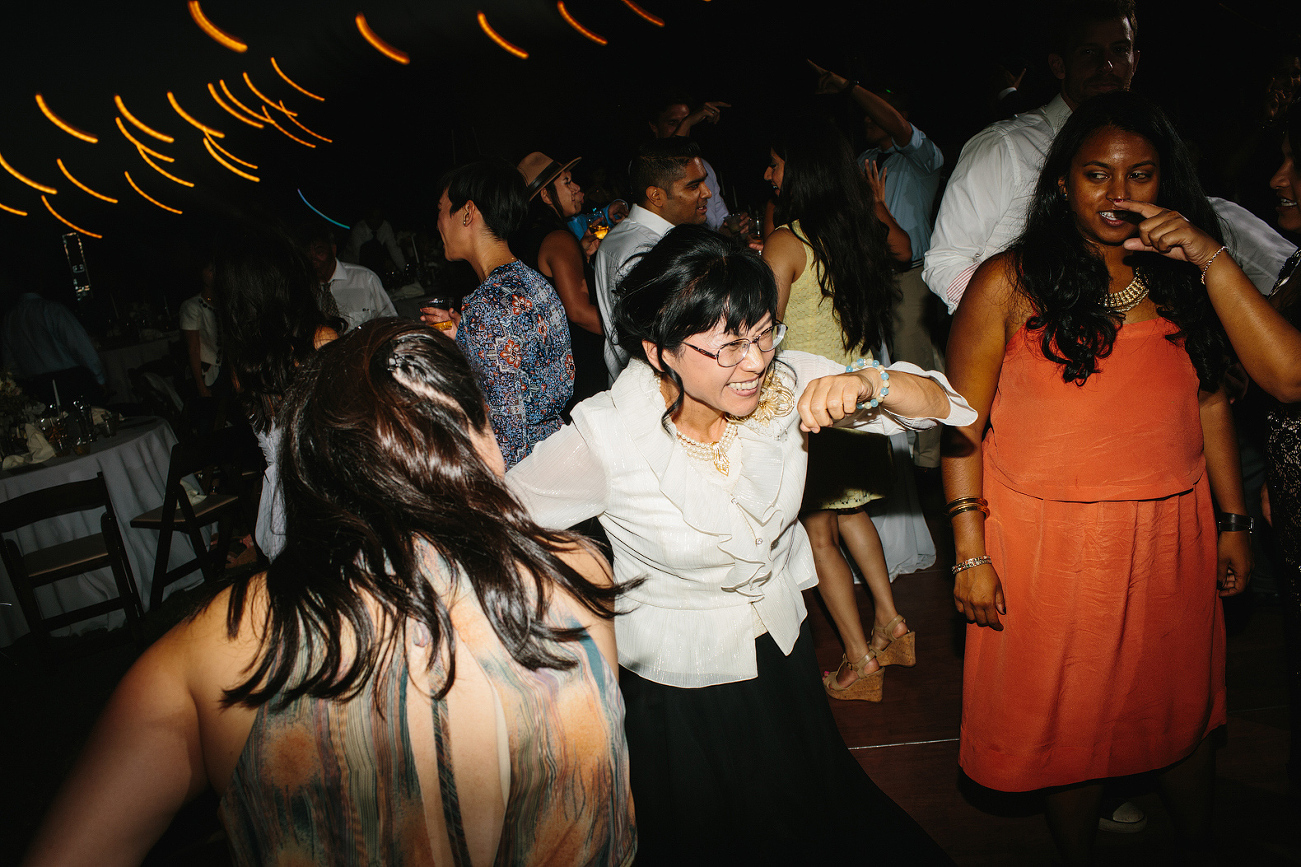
620, 621, 953, 866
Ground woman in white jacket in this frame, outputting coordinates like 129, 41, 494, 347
508, 226, 971, 864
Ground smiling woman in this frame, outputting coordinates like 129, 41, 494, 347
508, 225, 971, 862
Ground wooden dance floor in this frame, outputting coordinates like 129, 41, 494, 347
806, 505, 1301, 865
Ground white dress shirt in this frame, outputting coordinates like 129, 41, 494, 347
325, 259, 397, 331
507, 352, 976, 688
924, 95, 1073, 313
593, 204, 675, 384
924, 95, 1296, 311
178, 294, 220, 385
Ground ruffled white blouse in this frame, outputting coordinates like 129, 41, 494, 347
507, 351, 975, 688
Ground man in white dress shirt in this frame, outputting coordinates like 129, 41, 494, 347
594, 138, 712, 383
648, 96, 732, 232
305, 230, 397, 332
924, 0, 1295, 313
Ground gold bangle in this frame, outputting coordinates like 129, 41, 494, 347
948, 503, 989, 519
946, 496, 988, 511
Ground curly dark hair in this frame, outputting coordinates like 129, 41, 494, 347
1010, 91, 1233, 389
772, 117, 898, 357
221, 319, 624, 708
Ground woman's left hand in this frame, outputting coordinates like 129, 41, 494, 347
1216, 530, 1253, 597
797, 369, 881, 432
1113, 199, 1225, 268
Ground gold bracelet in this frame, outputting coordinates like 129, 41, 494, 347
952, 555, 992, 575
1201, 245, 1229, 285
948, 503, 989, 519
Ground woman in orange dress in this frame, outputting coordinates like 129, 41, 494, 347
943, 92, 1252, 865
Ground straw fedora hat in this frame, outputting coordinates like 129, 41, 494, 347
517, 152, 581, 199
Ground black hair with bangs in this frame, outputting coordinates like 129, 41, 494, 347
613, 225, 778, 428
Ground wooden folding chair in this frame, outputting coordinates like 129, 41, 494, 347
0, 472, 144, 645
130, 427, 250, 609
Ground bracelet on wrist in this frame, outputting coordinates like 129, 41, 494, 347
1201, 245, 1229, 285
952, 555, 992, 576
846, 358, 889, 408
946, 496, 989, 519
1217, 512, 1254, 533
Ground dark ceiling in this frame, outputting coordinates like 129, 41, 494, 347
0, 0, 1296, 306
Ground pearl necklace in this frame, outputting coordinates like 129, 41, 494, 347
1104, 270, 1149, 315
676, 420, 738, 475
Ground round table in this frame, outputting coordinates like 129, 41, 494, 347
0, 417, 204, 646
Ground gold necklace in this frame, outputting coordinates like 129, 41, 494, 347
1104, 270, 1149, 315
676, 420, 739, 475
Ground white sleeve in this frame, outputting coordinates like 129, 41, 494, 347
702, 159, 728, 230
507, 415, 611, 530
366, 271, 398, 317
923, 128, 1015, 314
1209, 197, 1298, 295
783, 351, 977, 434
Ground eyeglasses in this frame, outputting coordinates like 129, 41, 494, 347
683, 322, 787, 368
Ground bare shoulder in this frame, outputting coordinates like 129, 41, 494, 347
962, 252, 1030, 333
762, 226, 806, 263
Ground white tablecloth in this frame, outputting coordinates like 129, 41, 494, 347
99, 334, 178, 405
0, 417, 203, 646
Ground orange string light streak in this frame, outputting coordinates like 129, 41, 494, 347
556, 2, 608, 45
115, 117, 175, 162
203, 137, 260, 182
167, 92, 224, 138
0, 149, 57, 194
281, 105, 332, 142
114, 96, 174, 143
208, 83, 264, 128
187, 0, 247, 52
271, 57, 324, 101
42, 195, 101, 238
355, 14, 410, 64
137, 149, 194, 187
242, 72, 297, 116
0, 201, 27, 216
124, 171, 182, 214
218, 80, 266, 123
619, 0, 665, 26
57, 159, 118, 203
204, 132, 257, 169
35, 94, 98, 143
477, 12, 529, 59
260, 108, 316, 148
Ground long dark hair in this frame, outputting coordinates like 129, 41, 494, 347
1012, 91, 1232, 388
772, 118, 898, 356
222, 319, 621, 708
614, 226, 777, 428
214, 231, 342, 433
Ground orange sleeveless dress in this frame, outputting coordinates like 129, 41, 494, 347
960, 317, 1226, 792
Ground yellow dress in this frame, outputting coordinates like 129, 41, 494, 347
780, 222, 893, 511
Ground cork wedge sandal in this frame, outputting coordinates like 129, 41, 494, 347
872, 615, 916, 667
822, 651, 884, 702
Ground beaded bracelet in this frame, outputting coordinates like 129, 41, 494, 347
952, 555, 992, 575
1201, 245, 1229, 285
846, 358, 890, 409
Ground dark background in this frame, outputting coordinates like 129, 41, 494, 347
0, 0, 1296, 316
